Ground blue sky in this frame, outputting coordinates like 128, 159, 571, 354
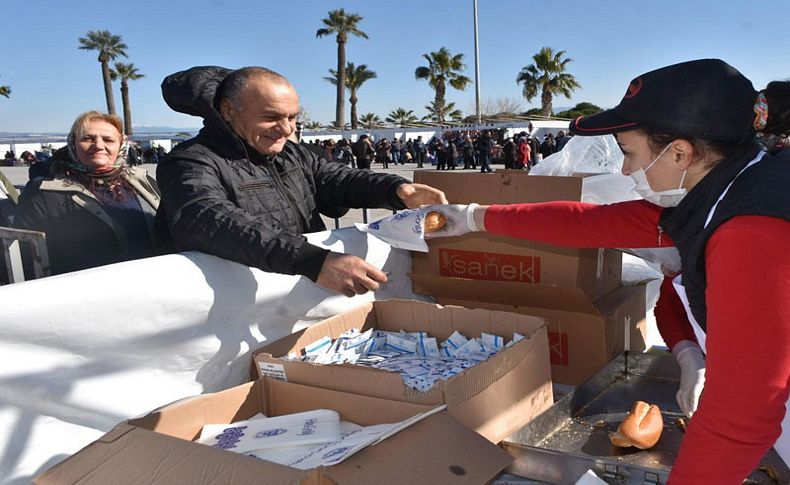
1, 0, 788, 133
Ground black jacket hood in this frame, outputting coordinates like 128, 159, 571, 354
161, 65, 251, 156
161, 66, 233, 129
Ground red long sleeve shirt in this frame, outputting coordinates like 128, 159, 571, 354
654, 276, 698, 350
486, 200, 790, 484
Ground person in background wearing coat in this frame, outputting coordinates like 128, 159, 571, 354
501, 136, 517, 169
352, 134, 375, 170
426, 59, 790, 484
517, 136, 531, 170
155, 66, 446, 297
477, 130, 494, 173
15, 111, 160, 275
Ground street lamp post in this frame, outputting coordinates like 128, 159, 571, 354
473, 0, 482, 125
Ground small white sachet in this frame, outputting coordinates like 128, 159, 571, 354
355, 208, 430, 252
197, 409, 340, 454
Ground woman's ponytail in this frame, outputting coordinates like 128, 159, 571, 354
763, 81, 790, 136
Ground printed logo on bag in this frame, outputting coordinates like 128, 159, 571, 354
368, 221, 380, 230
323, 446, 352, 462
548, 331, 569, 366
213, 425, 247, 449
439, 248, 540, 283
297, 418, 318, 436
255, 428, 288, 438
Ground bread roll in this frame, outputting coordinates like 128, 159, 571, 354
424, 211, 446, 233
609, 401, 663, 449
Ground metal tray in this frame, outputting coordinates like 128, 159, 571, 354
500, 352, 789, 484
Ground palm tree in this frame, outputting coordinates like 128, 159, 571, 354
324, 63, 377, 130
359, 113, 382, 129
386, 108, 419, 127
423, 101, 463, 123
0, 75, 9, 98
414, 47, 471, 123
304, 121, 323, 130
516, 47, 581, 116
316, 9, 368, 129
78, 30, 128, 115
109, 62, 144, 136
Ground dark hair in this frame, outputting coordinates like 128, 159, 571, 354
216, 66, 288, 106
642, 127, 748, 169
764, 81, 790, 136
642, 80, 790, 167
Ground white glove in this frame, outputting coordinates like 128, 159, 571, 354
673, 340, 706, 417
422, 204, 481, 238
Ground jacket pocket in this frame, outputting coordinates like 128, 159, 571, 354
239, 180, 273, 191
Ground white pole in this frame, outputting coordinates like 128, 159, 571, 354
473, 0, 482, 124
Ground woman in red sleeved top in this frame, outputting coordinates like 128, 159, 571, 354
426, 59, 790, 484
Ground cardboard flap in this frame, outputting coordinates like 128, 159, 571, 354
35, 426, 311, 485
128, 381, 263, 441
325, 411, 511, 485
98, 423, 137, 443
411, 273, 600, 315
413, 171, 583, 204
263, 378, 437, 425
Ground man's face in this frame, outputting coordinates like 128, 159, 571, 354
221, 77, 299, 155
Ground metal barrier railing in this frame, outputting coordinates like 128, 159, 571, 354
0, 226, 50, 283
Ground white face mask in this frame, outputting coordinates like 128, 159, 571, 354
630, 143, 688, 207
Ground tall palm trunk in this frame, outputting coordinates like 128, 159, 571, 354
541, 87, 552, 116
335, 37, 346, 128
349, 91, 359, 129
435, 81, 446, 123
120, 80, 132, 136
100, 55, 116, 115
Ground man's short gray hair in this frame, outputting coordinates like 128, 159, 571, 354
217, 66, 289, 106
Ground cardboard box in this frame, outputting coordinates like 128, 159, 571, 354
412, 171, 622, 302
36, 378, 511, 485
253, 299, 553, 443
412, 275, 648, 385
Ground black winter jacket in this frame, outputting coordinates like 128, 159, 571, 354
155, 66, 408, 281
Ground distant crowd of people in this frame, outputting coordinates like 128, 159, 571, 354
298, 125, 576, 174
3, 142, 169, 168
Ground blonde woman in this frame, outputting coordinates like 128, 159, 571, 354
15, 111, 160, 275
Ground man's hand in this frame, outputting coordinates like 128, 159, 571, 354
316, 252, 387, 297
396, 183, 448, 208
422, 204, 486, 238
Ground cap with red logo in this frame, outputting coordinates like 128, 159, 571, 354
570, 59, 758, 143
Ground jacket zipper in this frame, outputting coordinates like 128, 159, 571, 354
266, 156, 310, 233
657, 225, 664, 247
239, 141, 308, 232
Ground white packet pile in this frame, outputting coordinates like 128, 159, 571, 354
355, 208, 431, 252
297, 328, 526, 392
199, 406, 446, 469
197, 409, 340, 454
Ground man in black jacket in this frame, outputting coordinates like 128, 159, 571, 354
155, 66, 446, 297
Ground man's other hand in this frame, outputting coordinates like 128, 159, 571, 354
396, 183, 448, 208
316, 253, 388, 297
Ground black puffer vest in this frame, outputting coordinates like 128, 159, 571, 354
659, 144, 790, 330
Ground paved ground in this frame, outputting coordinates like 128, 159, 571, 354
1, 161, 505, 228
